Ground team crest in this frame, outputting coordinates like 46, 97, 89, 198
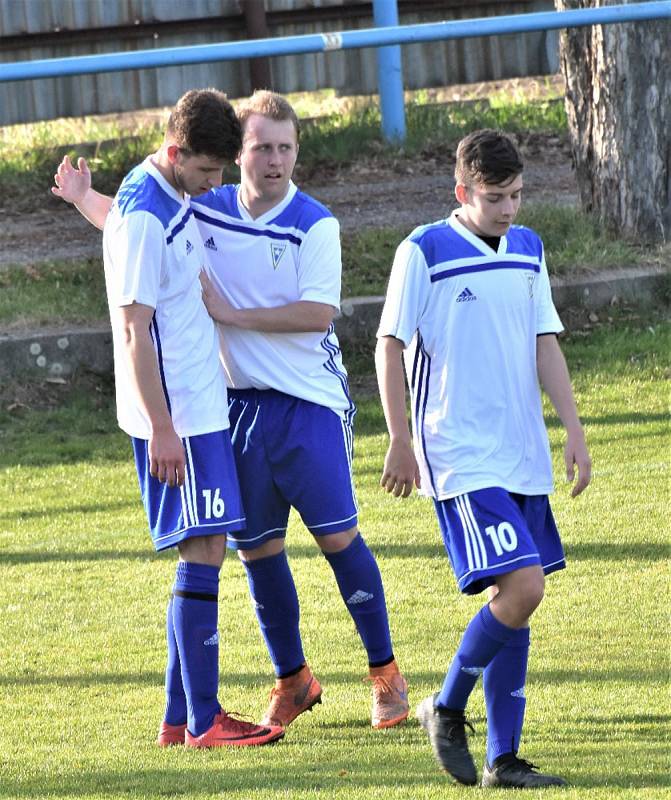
270, 242, 286, 269
526, 274, 535, 298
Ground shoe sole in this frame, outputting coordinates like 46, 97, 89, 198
186, 728, 285, 748
372, 709, 409, 729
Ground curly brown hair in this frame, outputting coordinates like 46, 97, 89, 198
166, 88, 242, 161
455, 129, 523, 187
237, 90, 300, 142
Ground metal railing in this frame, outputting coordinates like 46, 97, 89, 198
1, 1, 669, 141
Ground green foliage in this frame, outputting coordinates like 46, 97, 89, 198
0, 259, 108, 328
0, 320, 668, 798
517, 204, 645, 274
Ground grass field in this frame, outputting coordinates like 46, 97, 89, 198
0, 317, 669, 799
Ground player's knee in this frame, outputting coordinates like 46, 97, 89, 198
178, 533, 227, 567
238, 537, 286, 562
315, 526, 359, 554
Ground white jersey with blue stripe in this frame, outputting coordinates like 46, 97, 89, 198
103, 157, 229, 439
191, 181, 354, 421
377, 211, 563, 500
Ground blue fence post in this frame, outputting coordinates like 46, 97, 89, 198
372, 0, 406, 144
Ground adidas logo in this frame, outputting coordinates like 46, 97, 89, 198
346, 589, 374, 605
186, 239, 193, 255
456, 287, 476, 302
204, 236, 217, 251
461, 666, 485, 676
203, 632, 219, 646
511, 687, 526, 698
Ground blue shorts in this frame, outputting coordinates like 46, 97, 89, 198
434, 487, 565, 595
224, 388, 358, 550
132, 429, 245, 552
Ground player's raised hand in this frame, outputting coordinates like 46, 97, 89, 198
200, 270, 237, 325
565, 428, 591, 497
380, 439, 421, 498
51, 155, 91, 204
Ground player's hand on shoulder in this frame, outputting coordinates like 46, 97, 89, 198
565, 428, 591, 498
381, 439, 421, 498
149, 428, 186, 487
51, 155, 91, 204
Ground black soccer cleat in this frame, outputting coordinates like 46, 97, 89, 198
482, 754, 567, 788
416, 693, 477, 785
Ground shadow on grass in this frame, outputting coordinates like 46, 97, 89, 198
564, 541, 669, 562
0, 548, 161, 565
0, 499, 136, 522
1, 752, 669, 797
2, 539, 665, 566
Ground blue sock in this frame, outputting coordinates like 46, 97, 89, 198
172, 561, 221, 736
437, 604, 517, 710
164, 595, 187, 725
241, 550, 305, 677
484, 626, 530, 765
324, 533, 393, 665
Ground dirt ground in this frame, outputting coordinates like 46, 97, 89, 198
0, 133, 577, 268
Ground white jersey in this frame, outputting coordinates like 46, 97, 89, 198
377, 211, 563, 500
191, 181, 355, 422
103, 157, 229, 439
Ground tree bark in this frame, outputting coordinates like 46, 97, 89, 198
556, 0, 670, 242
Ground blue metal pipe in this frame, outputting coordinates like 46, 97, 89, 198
373, 0, 405, 143
0, 2, 668, 83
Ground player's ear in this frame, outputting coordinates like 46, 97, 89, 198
166, 143, 181, 164
455, 183, 470, 205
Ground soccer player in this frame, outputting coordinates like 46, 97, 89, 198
52, 90, 409, 732
375, 129, 591, 788
52, 89, 284, 749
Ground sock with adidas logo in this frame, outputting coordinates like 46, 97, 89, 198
323, 533, 393, 664
483, 625, 530, 765
436, 603, 516, 710
172, 561, 221, 736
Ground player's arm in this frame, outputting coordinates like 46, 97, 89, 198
536, 333, 591, 497
116, 302, 185, 487
199, 271, 334, 332
51, 155, 113, 230
375, 335, 421, 498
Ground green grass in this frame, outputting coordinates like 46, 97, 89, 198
0, 318, 669, 799
0, 206, 657, 331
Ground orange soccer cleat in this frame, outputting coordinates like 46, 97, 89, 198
157, 720, 187, 747
185, 710, 284, 748
367, 660, 409, 729
260, 664, 323, 728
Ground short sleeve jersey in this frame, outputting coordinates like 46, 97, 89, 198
377, 212, 563, 500
103, 157, 229, 439
191, 181, 355, 422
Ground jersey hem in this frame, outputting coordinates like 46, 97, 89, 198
427, 480, 555, 501
120, 419, 231, 439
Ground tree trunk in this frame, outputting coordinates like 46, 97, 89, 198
556, 0, 670, 242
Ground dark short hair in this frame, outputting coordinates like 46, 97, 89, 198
166, 88, 242, 161
455, 129, 523, 187
237, 90, 301, 142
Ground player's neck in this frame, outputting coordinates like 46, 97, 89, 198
151, 150, 184, 197
239, 183, 290, 220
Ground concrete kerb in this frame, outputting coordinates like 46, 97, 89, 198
0, 267, 667, 383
